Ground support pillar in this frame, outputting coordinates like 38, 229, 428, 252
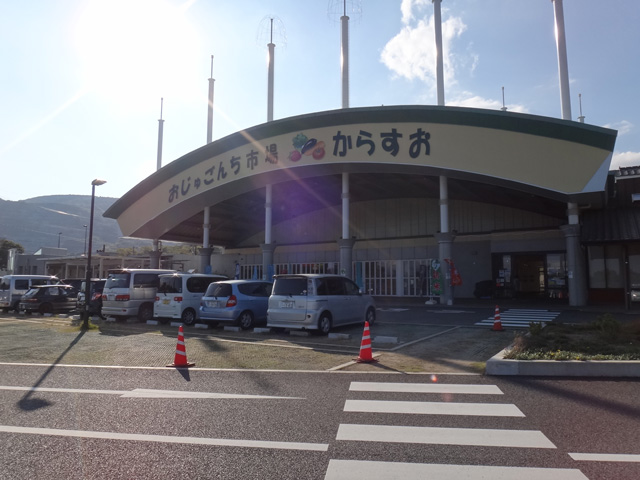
560, 224, 587, 306
435, 232, 456, 305
149, 250, 161, 269
199, 247, 212, 274
338, 238, 356, 278
261, 243, 277, 281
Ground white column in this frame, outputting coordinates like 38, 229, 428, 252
552, 0, 572, 121
433, 0, 445, 107
341, 13, 350, 108
342, 172, 349, 239
265, 184, 272, 244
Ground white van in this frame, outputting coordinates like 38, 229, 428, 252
101, 268, 177, 321
154, 273, 227, 325
0, 275, 60, 312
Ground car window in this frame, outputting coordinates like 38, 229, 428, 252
186, 277, 218, 293
105, 273, 130, 289
205, 283, 232, 298
316, 279, 329, 296
15, 280, 29, 290
159, 277, 182, 294
133, 273, 160, 288
237, 282, 272, 297
343, 278, 360, 295
325, 277, 345, 295
273, 277, 307, 296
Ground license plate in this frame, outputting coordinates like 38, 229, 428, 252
279, 301, 294, 309
162, 299, 170, 305
206, 300, 219, 308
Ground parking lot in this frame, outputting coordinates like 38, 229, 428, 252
0, 305, 518, 373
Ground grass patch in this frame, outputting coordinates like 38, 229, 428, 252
503, 314, 640, 361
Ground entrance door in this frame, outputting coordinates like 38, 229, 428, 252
513, 255, 545, 298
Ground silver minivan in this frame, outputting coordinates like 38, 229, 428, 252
267, 274, 376, 334
0, 275, 60, 312
101, 268, 177, 321
153, 273, 227, 325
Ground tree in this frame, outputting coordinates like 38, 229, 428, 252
0, 239, 25, 270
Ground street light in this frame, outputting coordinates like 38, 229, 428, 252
83, 225, 88, 256
83, 179, 106, 328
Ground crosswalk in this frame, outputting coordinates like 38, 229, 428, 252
324, 380, 589, 479
474, 308, 560, 328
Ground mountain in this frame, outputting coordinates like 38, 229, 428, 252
0, 195, 151, 254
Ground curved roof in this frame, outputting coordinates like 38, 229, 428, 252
104, 105, 617, 247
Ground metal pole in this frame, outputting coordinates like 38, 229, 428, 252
83, 185, 96, 328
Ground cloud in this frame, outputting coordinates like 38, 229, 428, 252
611, 151, 640, 170
381, 5, 467, 88
603, 120, 633, 136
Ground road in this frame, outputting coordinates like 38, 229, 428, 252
1, 364, 639, 479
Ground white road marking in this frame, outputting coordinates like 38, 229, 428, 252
324, 460, 588, 480
0, 425, 328, 451
344, 399, 524, 417
0, 385, 301, 400
349, 382, 503, 395
570, 452, 640, 462
336, 424, 556, 448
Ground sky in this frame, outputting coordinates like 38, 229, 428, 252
1, 0, 639, 202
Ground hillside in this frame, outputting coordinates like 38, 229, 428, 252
0, 195, 150, 254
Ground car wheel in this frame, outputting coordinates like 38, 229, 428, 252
317, 313, 332, 335
181, 308, 197, 326
365, 307, 376, 326
238, 311, 254, 330
39, 303, 53, 315
137, 304, 153, 322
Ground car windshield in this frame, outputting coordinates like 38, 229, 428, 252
158, 277, 182, 294
273, 277, 307, 296
205, 283, 232, 298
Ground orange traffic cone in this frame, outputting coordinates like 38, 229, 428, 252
167, 325, 195, 367
355, 321, 378, 363
492, 305, 504, 331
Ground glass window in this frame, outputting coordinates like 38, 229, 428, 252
605, 245, 623, 288
273, 277, 307, 296
105, 273, 131, 289
133, 273, 160, 288
205, 283, 232, 298
343, 278, 360, 295
588, 246, 606, 288
628, 245, 640, 289
15, 280, 29, 290
159, 277, 182, 294
325, 277, 345, 295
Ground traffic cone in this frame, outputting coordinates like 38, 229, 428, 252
355, 321, 377, 363
167, 325, 195, 367
492, 305, 504, 331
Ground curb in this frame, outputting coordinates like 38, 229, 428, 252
486, 348, 640, 377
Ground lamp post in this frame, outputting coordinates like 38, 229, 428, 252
84, 179, 106, 328
83, 225, 88, 256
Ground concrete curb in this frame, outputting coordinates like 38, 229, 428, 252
486, 348, 640, 377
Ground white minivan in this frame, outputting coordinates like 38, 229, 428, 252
101, 268, 177, 321
0, 275, 60, 312
153, 273, 227, 325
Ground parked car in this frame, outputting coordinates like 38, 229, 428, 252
101, 268, 177, 321
18, 285, 78, 315
154, 273, 227, 325
199, 280, 273, 330
0, 275, 59, 312
77, 279, 106, 317
61, 278, 84, 296
267, 274, 376, 334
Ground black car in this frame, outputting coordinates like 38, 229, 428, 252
18, 285, 78, 315
77, 279, 106, 316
